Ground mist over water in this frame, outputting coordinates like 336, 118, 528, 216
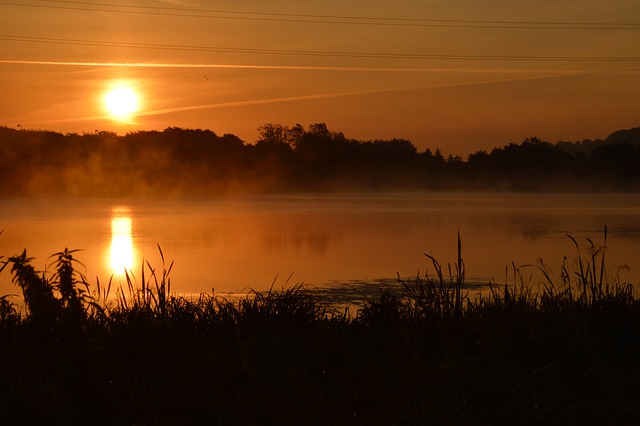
1, 192, 640, 297
3, 126, 640, 198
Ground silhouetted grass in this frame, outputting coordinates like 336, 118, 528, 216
1, 233, 640, 424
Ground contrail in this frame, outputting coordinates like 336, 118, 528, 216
137, 71, 584, 117
0, 59, 584, 74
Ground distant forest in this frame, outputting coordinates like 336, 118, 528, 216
1, 123, 640, 196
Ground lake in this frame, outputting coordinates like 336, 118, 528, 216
1, 192, 640, 298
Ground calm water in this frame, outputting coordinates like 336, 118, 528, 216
1, 193, 640, 297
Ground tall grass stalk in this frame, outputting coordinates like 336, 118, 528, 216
115, 244, 174, 319
403, 230, 467, 320
519, 226, 635, 309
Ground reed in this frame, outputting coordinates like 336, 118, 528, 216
0, 294, 19, 326
2, 250, 60, 327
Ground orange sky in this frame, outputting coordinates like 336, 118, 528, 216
1, 0, 639, 154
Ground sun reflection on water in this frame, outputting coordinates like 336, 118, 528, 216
110, 208, 134, 276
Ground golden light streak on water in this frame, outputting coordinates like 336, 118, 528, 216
110, 208, 134, 276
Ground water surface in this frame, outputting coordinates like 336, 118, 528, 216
1, 193, 639, 297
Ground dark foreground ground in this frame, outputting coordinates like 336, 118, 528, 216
1, 287, 639, 425
1, 247, 639, 425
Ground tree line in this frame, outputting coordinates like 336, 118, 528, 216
0, 123, 639, 196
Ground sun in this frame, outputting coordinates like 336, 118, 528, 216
104, 85, 140, 121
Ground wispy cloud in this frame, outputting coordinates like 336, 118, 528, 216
0, 59, 584, 74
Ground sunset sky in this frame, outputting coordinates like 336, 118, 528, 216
1, 0, 639, 154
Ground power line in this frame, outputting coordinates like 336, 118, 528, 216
38, 0, 640, 27
2, 34, 640, 62
1, 0, 639, 30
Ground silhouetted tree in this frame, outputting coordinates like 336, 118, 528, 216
588, 143, 640, 188
1, 124, 640, 195
606, 127, 640, 146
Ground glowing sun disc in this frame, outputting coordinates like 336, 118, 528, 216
104, 86, 139, 119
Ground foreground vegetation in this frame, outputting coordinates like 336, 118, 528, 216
1, 236, 640, 424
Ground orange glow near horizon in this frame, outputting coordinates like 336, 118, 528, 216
110, 208, 134, 276
1, 1, 639, 154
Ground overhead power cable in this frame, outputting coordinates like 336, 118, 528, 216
1, 0, 639, 30
2, 34, 640, 62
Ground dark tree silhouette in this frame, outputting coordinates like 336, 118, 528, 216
1, 124, 639, 196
